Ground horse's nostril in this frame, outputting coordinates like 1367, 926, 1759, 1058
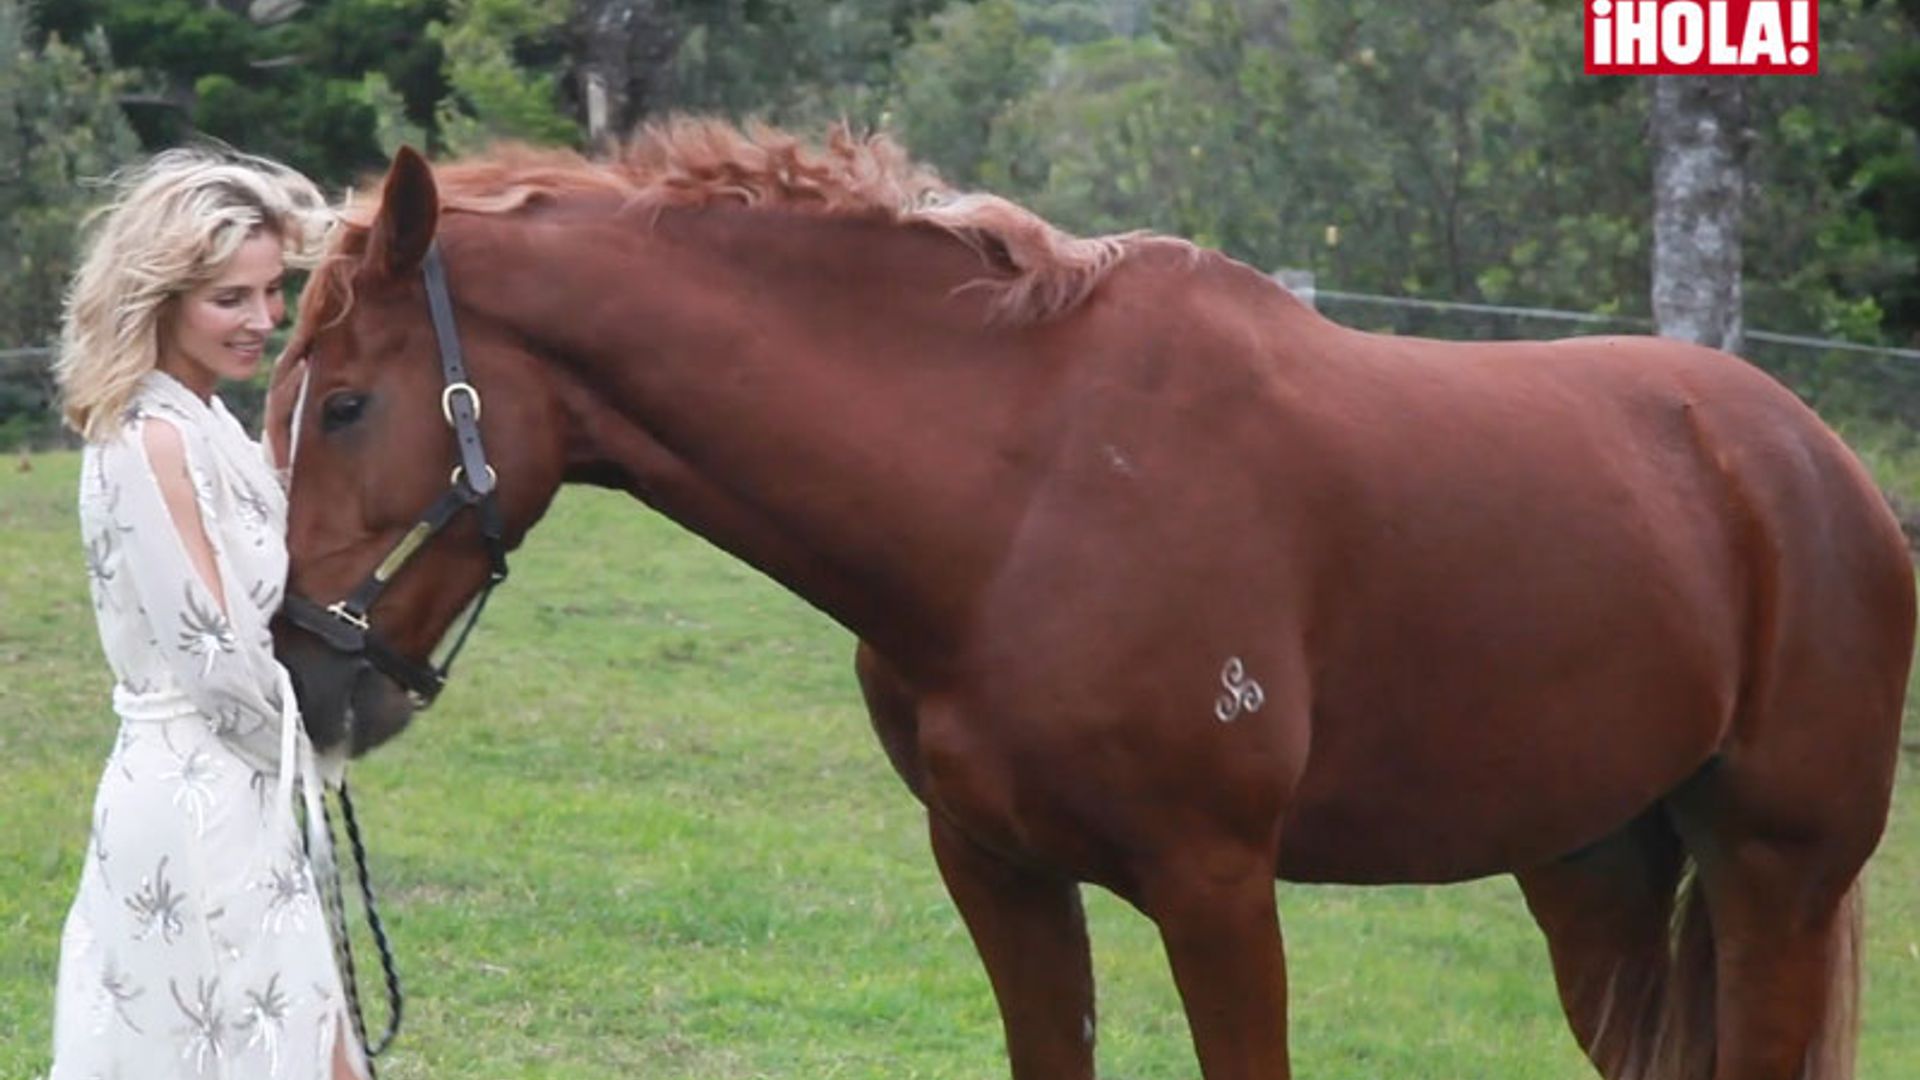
342, 664, 418, 757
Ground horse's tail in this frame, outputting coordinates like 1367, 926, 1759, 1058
1598, 866, 1866, 1080
1802, 880, 1864, 1080
1593, 861, 1716, 1080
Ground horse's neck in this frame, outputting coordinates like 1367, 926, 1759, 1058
494, 208, 1039, 671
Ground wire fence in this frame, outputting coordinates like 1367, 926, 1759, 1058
5, 285, 1919, 450
1297, 283, 1920, 433
1, 346, 64, 451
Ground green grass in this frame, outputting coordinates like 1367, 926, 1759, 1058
4, 450, 1918, 1079
1839, 420, 1920, 498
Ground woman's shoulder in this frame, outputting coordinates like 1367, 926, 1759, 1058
90, 382, 222, 494
133, 372, 212, 426
93, 396, 203, 461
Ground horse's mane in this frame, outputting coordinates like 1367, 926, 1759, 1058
315, 117, 1142, 328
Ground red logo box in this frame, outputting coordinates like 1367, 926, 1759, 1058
1586, 0, 1818, 75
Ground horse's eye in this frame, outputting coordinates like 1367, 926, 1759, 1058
321, 391, 369, 433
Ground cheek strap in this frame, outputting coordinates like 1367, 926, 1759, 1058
281, 362, 313, 478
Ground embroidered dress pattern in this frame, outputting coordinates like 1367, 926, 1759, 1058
238, 974, 293, 1076
50, 372, 367, 1080
100, 954, 147, 1035
177, 587, 238, 675
125, 857, 188, 944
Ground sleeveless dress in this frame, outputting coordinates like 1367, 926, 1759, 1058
51, 371, 366, 1080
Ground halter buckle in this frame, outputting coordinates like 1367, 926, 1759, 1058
440, 381, 482, 426
326, 601, 372, 631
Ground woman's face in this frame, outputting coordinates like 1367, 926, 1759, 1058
158, 228, 287, 395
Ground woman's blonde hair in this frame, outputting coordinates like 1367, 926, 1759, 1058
54, 144, 334, 442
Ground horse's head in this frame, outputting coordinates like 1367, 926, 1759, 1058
271, 147, 564, 756
270, 127, 1133, 755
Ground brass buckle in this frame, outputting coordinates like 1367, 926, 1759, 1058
326, 601, 371, 631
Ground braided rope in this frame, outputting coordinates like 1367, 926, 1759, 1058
318, 795, 376, 1079
339, 781, 405, 1055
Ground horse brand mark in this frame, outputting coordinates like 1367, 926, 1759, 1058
1214, 657, 1266, 722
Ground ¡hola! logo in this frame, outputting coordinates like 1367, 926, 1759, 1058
1586, 0, 1818, 75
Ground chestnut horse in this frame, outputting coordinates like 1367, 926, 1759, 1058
268, 122, 1913, 1080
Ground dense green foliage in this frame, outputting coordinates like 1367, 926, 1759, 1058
3, 0, 1919, 446
29, 0, 444, 180
4, 459, 1919, 1077
0, 1, 141, 447
1853, 0, 1920, 333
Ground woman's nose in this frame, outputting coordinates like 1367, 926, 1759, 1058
245, 295, 275, 331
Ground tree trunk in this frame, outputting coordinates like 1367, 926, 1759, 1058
1651, 76, 1746, 354
568, 0, 681, 147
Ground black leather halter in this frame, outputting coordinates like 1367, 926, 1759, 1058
282, 240, 510, 707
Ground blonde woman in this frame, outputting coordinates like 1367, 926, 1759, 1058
50, 146, 368, 1080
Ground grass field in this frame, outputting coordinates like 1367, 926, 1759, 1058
4, 448, 1918, 1079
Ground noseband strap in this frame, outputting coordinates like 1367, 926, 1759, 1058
283, 240, 511, 708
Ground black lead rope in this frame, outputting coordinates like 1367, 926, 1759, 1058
321, 781, 404, 1072
343, 782, 404, 1056
432, 562, 503, 684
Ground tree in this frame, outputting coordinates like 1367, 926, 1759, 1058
0, 0, 140, 446
0, 0, 140, 347
433, 0, 580, 153
430, 0, 966, 154
967, 0, 1652, 312
1852, 0, 1920, 343
1651, 76, 1745, 352
44, 0, 449, 186
656, 0, 959, 126
893, 0, 1051, 185
566, 0, 679, 145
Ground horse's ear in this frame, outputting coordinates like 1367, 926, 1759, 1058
365, 145, 439, 280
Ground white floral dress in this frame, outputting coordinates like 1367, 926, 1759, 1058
51, 371, 366, 1080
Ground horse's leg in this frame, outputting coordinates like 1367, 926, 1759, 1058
1662, 406, 1908, 1079
929, 814, 1098, 1080
1669, 765, 1875, 1080
1515, 808, 1706, 1080
1138, 847, 1291, 1080
854, 645, 1097, 1080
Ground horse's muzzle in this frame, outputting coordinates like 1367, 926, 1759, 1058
278, 629, 418, 757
